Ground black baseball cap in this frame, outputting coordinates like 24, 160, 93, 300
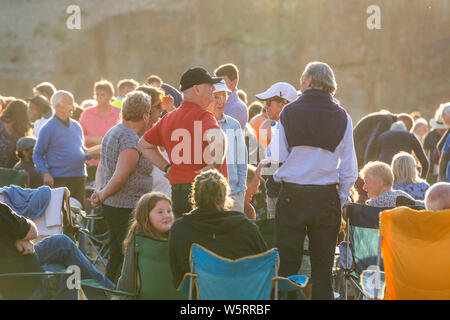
179, 67, 222, 92
26, 95, 52, 119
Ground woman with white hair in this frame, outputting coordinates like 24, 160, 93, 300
391, 152, 430, 200
360, 161, 415, 207
375, 121, 429, 179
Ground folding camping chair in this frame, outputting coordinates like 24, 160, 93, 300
178, 243, 308, 300
361, 207, 450, 300
69, 198, 110, 269
0, 186, 74, 242
339, 203, 387, 300
81, 235, 186, 299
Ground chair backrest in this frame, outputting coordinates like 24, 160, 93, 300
344, 203, 386, 275
0, 168, 27, 187
188, 243, 279, 300
255, 218, 275, 248
134, 235, 186, 300
380, 207, 450, 300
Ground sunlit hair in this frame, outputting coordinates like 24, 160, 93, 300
94, 79, 115, 97
146, 75, 163, 86
248, 101, 264, 121
136, 85, 164, 107
397, 113, 414, 132
237, 89, 248, 105
360, 161, 394, 188
33, 82, 56, 101
214, 63, 239, 81
123, 192, 172, 253
412, 118, 428, 133
246, 164, 257, 184
121, 91, 151, 122
190, 169, 233, 211
0, 99, 31, 139
424, 182, 450, 211
303, 61, 337, 95
117, 79, 139, 91
391, 152, 423, 185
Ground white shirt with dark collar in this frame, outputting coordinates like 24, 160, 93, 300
266, 114, 358, 207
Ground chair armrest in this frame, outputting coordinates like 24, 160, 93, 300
0, 270, 74, 278
177, 273, 198, 294
271, 275, 309, 292
80, 279, 135, 297
360, 269, 385, 300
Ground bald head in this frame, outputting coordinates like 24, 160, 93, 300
51, 90, 74, 121
425, 182, 450, 211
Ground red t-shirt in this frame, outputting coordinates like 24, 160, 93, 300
143, 101, 228, 185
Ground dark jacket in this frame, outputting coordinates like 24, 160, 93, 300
376, 130, 429, 179
353, 112, 397, 169
168, 208, 268, 288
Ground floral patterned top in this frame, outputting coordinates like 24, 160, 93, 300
366, 189, 415, 207
393, 182, 430, 200
0, 120, 14, 167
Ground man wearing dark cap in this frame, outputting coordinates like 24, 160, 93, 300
138, 67, 228, 218
13, 137, 43, 188
26, 95, 53, 138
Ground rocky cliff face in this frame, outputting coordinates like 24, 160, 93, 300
0, 0, 448, 121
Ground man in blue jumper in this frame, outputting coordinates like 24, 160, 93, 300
33, 90, 87, 206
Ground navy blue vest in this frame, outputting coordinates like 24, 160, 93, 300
279, 89, 347, 152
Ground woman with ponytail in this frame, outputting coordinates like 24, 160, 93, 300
168, 169, 267, 288
116, 192, 174, 296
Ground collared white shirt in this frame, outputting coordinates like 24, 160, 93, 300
265, 114, 358, 207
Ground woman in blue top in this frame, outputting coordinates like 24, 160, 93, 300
391, 152, 430, 200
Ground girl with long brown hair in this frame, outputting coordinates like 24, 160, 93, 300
116, 192, 174, 295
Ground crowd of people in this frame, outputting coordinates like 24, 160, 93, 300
1, 61, 450, 300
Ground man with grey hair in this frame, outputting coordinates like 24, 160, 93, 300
33, 90, 88, 206
424, 182, 450, 211
263, 61, 358, 299
438, 103, 450, 182
139, 67, 227, 218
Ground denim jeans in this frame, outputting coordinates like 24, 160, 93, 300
275, 183, 341, 300
34, 234, 115, 299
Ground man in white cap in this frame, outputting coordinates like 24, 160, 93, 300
255, 82, 298, 150
208, 80, 247, 212
254, 82, 298, 220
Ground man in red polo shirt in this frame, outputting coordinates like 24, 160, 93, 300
138, 67, 227, 218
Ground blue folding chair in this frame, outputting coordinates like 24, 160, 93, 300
178, 243, 308, 300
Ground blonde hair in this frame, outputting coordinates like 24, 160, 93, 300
123, 192, 172, 254
360, 161, 394, 188
121, 91, 151, 121
391, 152, 422, 185
190, 169, 233, 211
93, 79, 115, 97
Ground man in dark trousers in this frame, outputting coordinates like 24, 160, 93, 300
263, 61, 358, 299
